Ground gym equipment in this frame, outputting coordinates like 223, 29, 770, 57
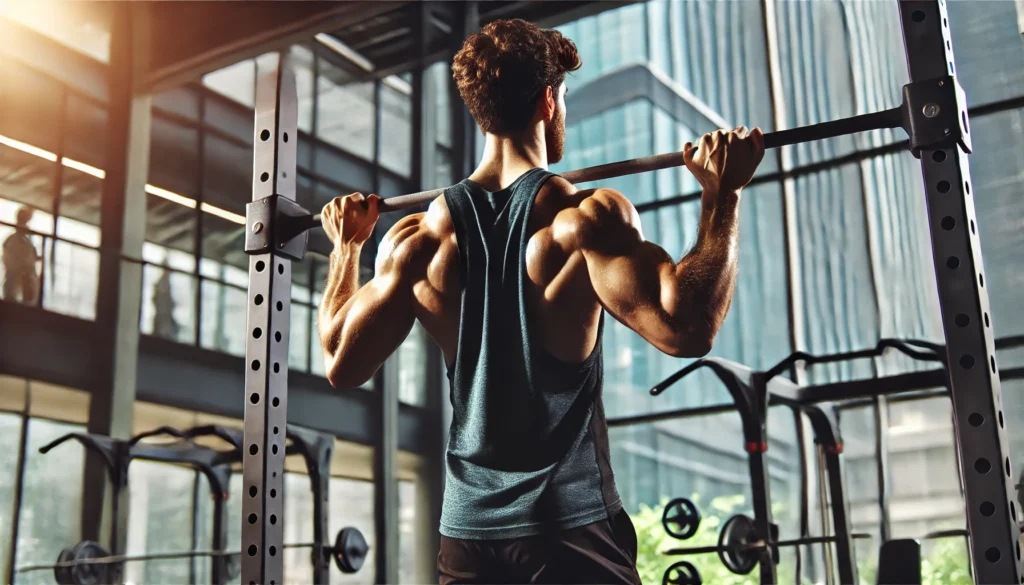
662, 497, 701, 540
663, 513, 871, 576
300, 78, 949, 223
21, 527, 368, 585
244, 3, 1016, 584
662, 560, 702, 585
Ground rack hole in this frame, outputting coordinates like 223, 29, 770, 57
260, 129, 270, 141
270, 546, 277, 557
248, 545, 258, 556
1000, 410, 1004, 428
249, 444, 258, 456
992, 355, 997, 373
274, 363, 280, 373
260, 172, 269, 183
251, 360, 261, 371
979, 273, 985, 287
270, 488, 277, 498
943, 17, 947, 27
937, 180, 950, 193
968, 412, 984, 427
981, 501, 996, 516
256, 260, 266, 272
985, 313, 990, 327
253, 327, 262, 339
966, 181, 971, 195
955, 314, 970, 327
255, 294, 264, 305
273, 426, 279, 434
941, 216, 955, 230
278, 263, 284, 275
911, 9, 925, 21
272, 444, 278, 454
932, 151, 946, 163
270, 514, 277, 525
946, 40, 951, 50
975, 458, 992, 474
250, 393, 259, 404
986, 547, 1001, 563
272, 397, 280, 407
971, 220, 976, 234
249, 486, 257, 497
272, 471, 277, 478
275, 331, 282, 342
1017, 541, 1020, 561
962, 111, 969, 134
276, 301, 283, 312
284, 132, 289, 143
960, 355, 975, 369
1008, 458, 1013, 478
946, 256, 959, 269
248, 513, 257, 524
949, 61, 954, 74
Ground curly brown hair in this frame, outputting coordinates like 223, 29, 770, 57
452, 19, 581, 135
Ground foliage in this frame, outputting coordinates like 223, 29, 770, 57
921, 534, 972, 585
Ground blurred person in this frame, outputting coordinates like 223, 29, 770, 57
152, 258, 179, 340
3, 205, 41, 304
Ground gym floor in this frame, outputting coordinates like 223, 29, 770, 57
2, 1, 1024, 584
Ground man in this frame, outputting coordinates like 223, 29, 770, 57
318, 18, 764, 584
3, 205, 41, 304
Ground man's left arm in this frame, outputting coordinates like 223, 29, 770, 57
317, 193, 418, 388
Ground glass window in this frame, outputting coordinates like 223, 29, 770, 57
838, 405, 880, 584
124, 461, 196, 584
148, 114, 199, 255
199, 261, 248, 357
203, 60, 256, 108
397, 480, 416, 584
316, 58, 376, 161
292, 45, 316, 133
947, 1, 1024, 108
15, 418, 86, 585
329, 477, 375, 585
379, 79, 413, 177
140, 245, 198, 344
283, 472, 315, 584
398, 322, 427, 407
430, 62, 452, 149
42, 229, 99, 320
0, 412, 22, 583
0, 0, 111, 62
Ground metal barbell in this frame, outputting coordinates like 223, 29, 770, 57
19, 527, 368, 585
665, 514, 872, 575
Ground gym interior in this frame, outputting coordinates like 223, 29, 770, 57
2, 1, 1024, 584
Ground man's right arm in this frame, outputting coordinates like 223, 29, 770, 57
570, 127, 764, 357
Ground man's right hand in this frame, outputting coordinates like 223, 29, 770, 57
683, 127, 765, 195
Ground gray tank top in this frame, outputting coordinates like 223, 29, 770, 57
439, 168, 621, 540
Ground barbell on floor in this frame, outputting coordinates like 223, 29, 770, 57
18, 527, 368, 585
664, 514, 872, 575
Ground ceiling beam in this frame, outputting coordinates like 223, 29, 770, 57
139, 1, 407, 95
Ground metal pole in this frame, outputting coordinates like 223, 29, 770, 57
897, 2, 1022, 582
240, 51, 297, 585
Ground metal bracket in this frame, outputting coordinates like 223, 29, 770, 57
902, 75, 972, 156
245, 195, 311, 262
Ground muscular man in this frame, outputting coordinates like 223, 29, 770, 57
318, 18, 764, 584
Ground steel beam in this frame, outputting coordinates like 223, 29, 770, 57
898, 2, 1022, 582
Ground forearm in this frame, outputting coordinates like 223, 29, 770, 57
318, 243, 363, 360
672, 189, 741, 335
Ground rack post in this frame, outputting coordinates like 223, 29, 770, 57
241, 51, 299, 585
898, 2, 1022, 582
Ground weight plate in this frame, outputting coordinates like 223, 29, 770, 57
663, 560, 703, 585
662, 498, 701, 540
69, 540, 110, 585
718, 514, 759, 575
333, 527, 368, 574
54, 548, 75, 585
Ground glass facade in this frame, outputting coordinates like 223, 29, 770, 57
547, 1, 1024, 582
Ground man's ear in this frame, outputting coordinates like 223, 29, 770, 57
539, 86, 556, 122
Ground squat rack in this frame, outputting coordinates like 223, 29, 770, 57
238, 1, 1021, 583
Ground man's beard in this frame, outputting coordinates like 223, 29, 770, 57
545, 106, 566, 164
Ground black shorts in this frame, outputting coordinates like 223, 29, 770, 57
437, 509, 643, 585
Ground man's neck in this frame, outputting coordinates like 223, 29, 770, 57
468, 128, 547, 191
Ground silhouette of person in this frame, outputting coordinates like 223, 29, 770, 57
3, 206, 40, 304
152, 258, 179, 340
